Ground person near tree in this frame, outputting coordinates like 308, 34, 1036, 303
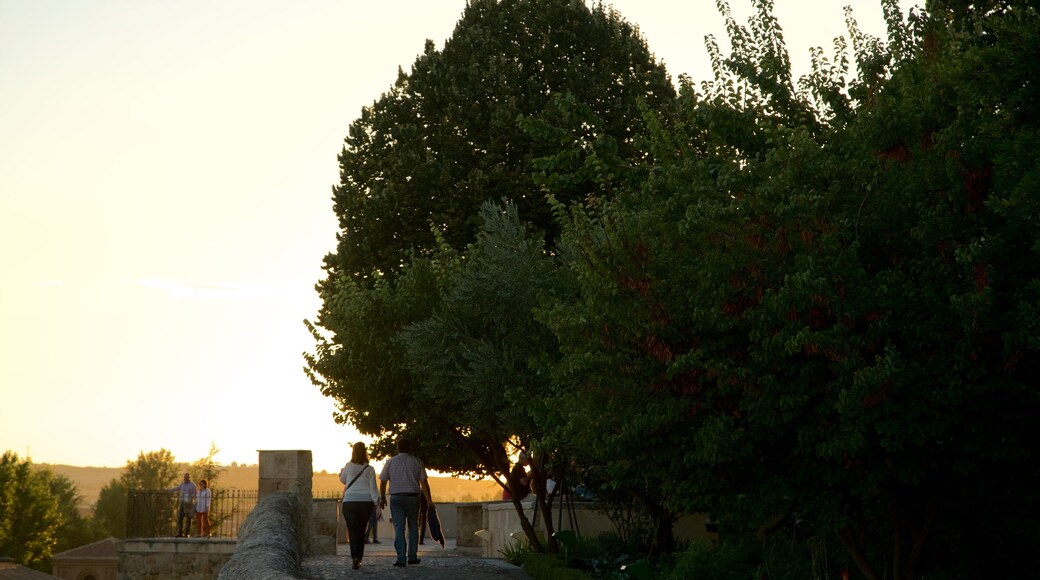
502, 451, 532, 501
379, 438, 432, 567
340, 442, 379, 570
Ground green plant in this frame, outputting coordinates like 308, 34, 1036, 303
523, 552, 595, 580
500, 538, 534, 566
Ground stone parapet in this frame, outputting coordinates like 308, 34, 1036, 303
117, 538, 236, 580
217, 492, 302, 580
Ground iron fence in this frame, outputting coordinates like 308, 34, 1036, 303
126, 489, 258, 539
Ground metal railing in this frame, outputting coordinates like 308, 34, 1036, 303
126, 489, 258, 539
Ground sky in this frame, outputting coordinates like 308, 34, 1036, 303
0, 0, 920, 474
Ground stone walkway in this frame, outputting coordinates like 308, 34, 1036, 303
300, 538, 532, 579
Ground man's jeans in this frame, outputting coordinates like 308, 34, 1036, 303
177, 502, 193, 535
389, 494, 419, 564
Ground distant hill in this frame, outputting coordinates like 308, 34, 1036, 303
43, 463, 501, 509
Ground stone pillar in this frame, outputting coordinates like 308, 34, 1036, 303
258, 450, 314, 555
310, 498, 340, 555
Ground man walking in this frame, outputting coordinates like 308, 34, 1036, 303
170, 472, 197, 537
379, 438, 432, 567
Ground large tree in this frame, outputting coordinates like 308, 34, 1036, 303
320, 0, 675, 283
93, 449, 182, 538
309, 0, 673, 498
541, 1, 1040, 576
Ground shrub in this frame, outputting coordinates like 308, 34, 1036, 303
523, 552, 595, 580
664, 536, 813, 580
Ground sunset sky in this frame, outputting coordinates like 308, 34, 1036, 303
0, 0, 918, 474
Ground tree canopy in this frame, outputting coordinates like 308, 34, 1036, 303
0, 453, 63, 569
309, 0, 1040, 576
321, 0, 675, 283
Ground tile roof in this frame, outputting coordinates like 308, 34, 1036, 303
52, 537, 118, 560
0, 562, 59, 579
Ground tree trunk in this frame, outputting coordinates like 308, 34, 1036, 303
840, 527, 883, 580
905, 499, 939, 579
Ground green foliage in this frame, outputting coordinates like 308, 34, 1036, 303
523, 552, 595, 580
321, 0, 675, 283
664, 537, 813, 580
500, 536, 534, 566
46, 473, 107, 565
189, 442, 226, 487
0, 452, 62, 569
93, 448, 183, 538
537, 1, 1040, 578
92, 479, 128, 539
309, 0, 678, 551
306, 0, 1040, 577
121, 449, 180, 490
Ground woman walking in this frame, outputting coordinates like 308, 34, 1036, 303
340, 442, 379, 570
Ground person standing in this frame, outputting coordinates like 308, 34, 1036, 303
170, 472, 197, 537
502, 451, 532, 501
194, 479, 212, 537
418, 492, 428, 544
379, 438, 432, 568
340, 442, 379, 570
366, 501, 381, 544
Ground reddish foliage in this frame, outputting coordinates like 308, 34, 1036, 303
746, 233, 766, 249
776, 228, 792, 254
643, 335, 675, 362
937, 239, 950, 262
618, 273, 651, 296
807, 306, 831, 329
861, 380, 892, 408
877, 142, 914, 163
651, 303, 671, 327
632, 241, 650, 267
824, 348, 846, 362
1004, 350, 1023, 372
963, 165, 992, 214
973, 262, 988, 292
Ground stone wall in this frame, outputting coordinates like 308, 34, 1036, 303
311, 498, 339, 554
216, 492, 303, 580
118, 539, 237, 580
477, 500, 715, 558
258, 450, 315, 555
455, 502, 486, 548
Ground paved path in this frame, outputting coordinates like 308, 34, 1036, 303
300, 538, 532, 579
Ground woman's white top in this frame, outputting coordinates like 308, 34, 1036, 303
339, 462, 379, 503
196, 488, 212, 512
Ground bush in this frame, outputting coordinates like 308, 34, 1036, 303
664, 536, 814, 580
523, 552, 595, 580
500, 538, 534, 566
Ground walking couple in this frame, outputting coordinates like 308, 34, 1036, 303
339, 438, 434, 570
